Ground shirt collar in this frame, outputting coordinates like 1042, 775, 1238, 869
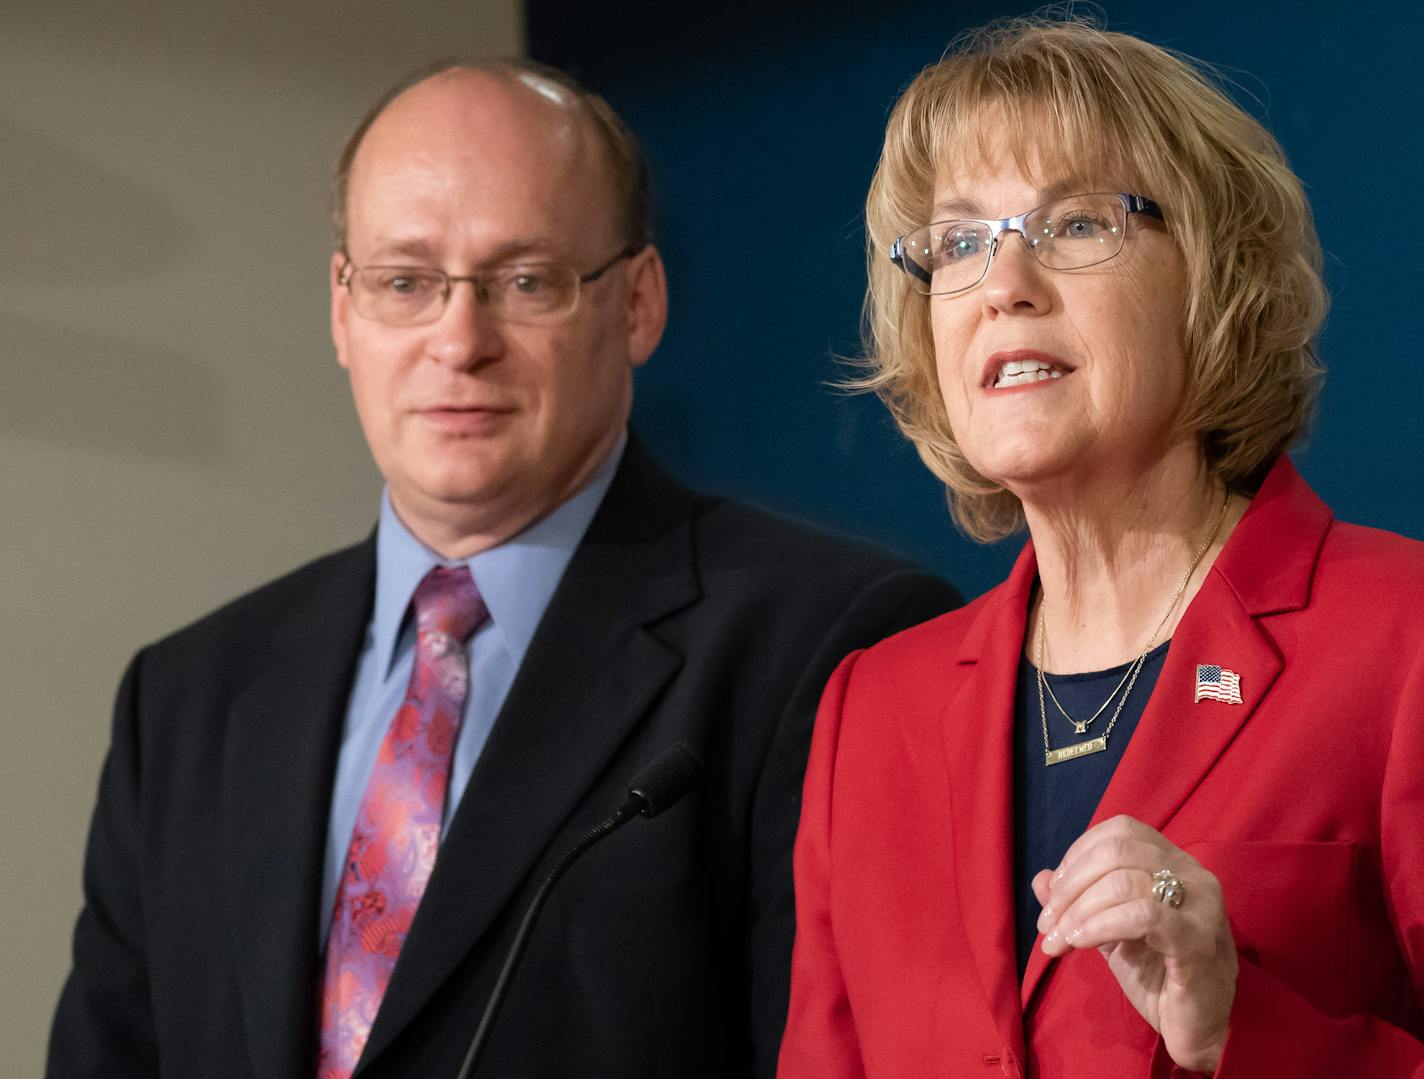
371, 434, 626, 678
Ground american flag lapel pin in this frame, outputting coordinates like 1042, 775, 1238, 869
1195, 664, 1243, 705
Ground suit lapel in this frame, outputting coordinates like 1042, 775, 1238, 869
947, 544, 1037, 1067
359, 441, 700, 1068
222, 539, 375, 1079
1020, 458, 1332, 1009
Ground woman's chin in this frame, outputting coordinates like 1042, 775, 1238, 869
966, 441, 1085, 494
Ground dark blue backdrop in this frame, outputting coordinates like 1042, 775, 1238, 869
530, 0, 1424, 597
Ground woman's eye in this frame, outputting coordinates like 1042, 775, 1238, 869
942, 230, 984, 261
1061, 215, 1108, 238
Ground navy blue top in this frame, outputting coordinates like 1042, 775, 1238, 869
1013, 641, 1170, 976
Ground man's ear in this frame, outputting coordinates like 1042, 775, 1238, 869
624, 245, 668, 369
330, 251, 352, 369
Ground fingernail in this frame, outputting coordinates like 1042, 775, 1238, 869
1052, 867, 1065, 884
1067, 927, 1083, 945
1036, 906, 1053, 931
1042, 928, 1059, 950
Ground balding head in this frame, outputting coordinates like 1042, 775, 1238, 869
332, 59, 650, 255
344, 67, 623, 263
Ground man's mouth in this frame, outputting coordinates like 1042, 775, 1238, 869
417, 404, 517, 431
422, 403, 514, 415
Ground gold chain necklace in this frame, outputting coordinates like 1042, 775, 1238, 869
1037, 493, 1231, 767
1042, 660, 1135, 734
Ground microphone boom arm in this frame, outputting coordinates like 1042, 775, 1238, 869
454, 799, 641, 1079
455, 744, 702, 1078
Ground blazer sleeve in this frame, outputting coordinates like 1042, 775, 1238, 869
1205, 647, 1424, 1078
775, 649, 869, 1079
48, 652, 160, 1078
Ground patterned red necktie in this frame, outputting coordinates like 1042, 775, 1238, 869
317, 565, 486, 1079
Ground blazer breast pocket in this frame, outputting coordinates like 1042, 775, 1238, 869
1184, 839, 1356, 1017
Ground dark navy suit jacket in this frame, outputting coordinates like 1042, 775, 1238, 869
50, 438, 960, 1078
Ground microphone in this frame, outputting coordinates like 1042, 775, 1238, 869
455, 744, 703, 1078
626, 742, 703, 818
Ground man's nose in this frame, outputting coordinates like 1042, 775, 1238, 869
427, 279, 505, 368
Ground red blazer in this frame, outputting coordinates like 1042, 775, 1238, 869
779, 459, 1424, 1078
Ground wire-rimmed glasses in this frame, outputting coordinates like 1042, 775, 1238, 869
338, 245, 642, 326
889, 193, 1163, 296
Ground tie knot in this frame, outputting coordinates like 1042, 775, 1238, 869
411, 565, 487, 644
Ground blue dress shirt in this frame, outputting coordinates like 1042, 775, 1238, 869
319, 440, 624, 939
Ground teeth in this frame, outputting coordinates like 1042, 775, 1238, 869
1000, 359, 1051, 376
994, 364, 1064, 388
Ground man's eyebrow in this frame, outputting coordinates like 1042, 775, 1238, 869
477, 238, 563, 265
359, 237, 563, 266
362, 237, 440, 263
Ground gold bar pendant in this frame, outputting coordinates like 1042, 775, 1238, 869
1045, 736, 1108, 766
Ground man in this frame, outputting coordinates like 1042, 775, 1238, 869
49, 61, 959, 1078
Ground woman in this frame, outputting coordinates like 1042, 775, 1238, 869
778, 17, 1424, 1079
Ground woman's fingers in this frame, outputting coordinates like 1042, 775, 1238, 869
1041, 881, 1193, 957
1038, 825, 1172, 932
1030, 868, 1052, 907
1039, 867, 1148, 944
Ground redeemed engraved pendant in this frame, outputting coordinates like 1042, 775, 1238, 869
1045, 736, 1108, 766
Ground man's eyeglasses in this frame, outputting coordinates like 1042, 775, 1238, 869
338, 246, 643, 327
889, 193, 1164, 296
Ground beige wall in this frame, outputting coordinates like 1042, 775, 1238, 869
1, 1, 524, 1069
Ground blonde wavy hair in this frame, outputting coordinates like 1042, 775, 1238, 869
861, 15, 1327, 541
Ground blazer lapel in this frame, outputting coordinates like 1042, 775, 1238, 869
1017, 583, 1281, 1009
1093, 459, 1329, 835
947, 544, 1038, 1067
1089, 583, 1280, 830
222, 540, 376, 1079
359, 442, 700, 1068
1021, 458, 1332, 1008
